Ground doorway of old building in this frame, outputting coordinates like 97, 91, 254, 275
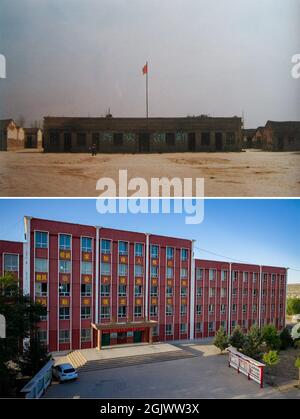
188, 132, 196, 151
138, 133, 150, 152
278, 137, 284, 151
26, 135, 33, 148
215, 133, 223, 151
64, 133, 72, 152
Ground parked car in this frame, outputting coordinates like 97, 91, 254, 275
52, 363, 78, 383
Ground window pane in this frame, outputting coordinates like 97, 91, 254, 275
118, 241, 128, 255
135, 243, 143, 256
151, 245, 159, 258
35, 258, 48, 272
81, 237, 92, 252
101, 239, 111, 254
59, 260, 71, 273
82, 261, 92, 275
4, 254, 18, 271
35, 231, 48, 248
59, 234, 71, 250
101, 262, 111, 275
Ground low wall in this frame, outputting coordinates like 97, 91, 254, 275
20, 360, 54, 398
228, 346, 265, 388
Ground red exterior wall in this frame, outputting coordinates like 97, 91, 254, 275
0, 219, 287, 353
194, 260, 286, 339
0, 240, 23, 287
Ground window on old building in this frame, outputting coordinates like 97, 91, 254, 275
77, 132, 86, 147
49, 131, 59, 147
113, 133, 123, 146
201, 132, 210, 146
226, 132, 235, 145
166, 132, 175, 146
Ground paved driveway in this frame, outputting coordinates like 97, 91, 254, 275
44, 344, 299, 399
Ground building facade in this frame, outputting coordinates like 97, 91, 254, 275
24, 128, 43, 149
261, 121, 300, 151
0, 217, 287, 352
43, 116, 242, 153
0, 119, 24, 151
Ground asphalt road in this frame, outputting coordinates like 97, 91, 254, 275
43, 344, 299, 399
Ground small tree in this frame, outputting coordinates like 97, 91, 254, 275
286, 298, 300, 316
242, 325, 263, 359
0, 273, 49, 396
295, 358, 300, 388
213, 326, 229, 353
229, 326, 245, 351
263, 351, 279, 385
279, 327, 293, 350
262, 324, 281, 351
20, 335, 51, 377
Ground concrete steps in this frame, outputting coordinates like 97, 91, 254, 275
67, 350, 87, 369
77, 349, 196, 373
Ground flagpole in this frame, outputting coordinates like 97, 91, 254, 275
146, 61, 149, 119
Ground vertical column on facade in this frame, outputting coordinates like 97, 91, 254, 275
145, 234, 150, 320
71, 132, 76, 151
258, 266, 262, 329
95, 227, 100, 326
227, 263, 232, 335
211, 132, 216, 150
87, 132, 92, 151
23, 216, 32, 296
189, 240, 196, 340
283, 268, 288, 326
58, 132, 64, 152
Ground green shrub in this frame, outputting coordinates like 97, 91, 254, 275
262, 324, 281, 351
242, 325, 263, 359
213, 326, 229, 353
229, 326, 245, 351
263, 350, 279, 367
279, 327, 293, 350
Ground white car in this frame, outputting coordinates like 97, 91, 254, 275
52, 363, 78, 383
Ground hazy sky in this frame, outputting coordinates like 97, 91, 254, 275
0, 199, 299, 283
0, 0, 299, 127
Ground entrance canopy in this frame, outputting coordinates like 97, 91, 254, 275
91, 320, 158, 350
91, 320, 157, 332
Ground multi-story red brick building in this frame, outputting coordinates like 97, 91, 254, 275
0, 217, 287, 352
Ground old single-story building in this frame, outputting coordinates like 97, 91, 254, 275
24, 128, 43, 149
252, 127, 264, 149
43, 115, 243, 153
262, 121, 300, 151
242, 129, 256, 148
0, 119, 24, 151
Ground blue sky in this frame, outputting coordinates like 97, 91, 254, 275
0, 0, 299, 127
0, 198, 299, 283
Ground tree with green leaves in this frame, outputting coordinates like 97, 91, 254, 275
286, 298, 300, 316
262, 324, 281, 351
213, 326, 229, 353
0, 273, 49, 397
242, 325, 263, 360
229, 325, 245, 351
295, 358, 300, 388
263, 350, 279, 386
279, 327, 293, 350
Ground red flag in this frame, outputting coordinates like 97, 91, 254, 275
142, 63, 148, 75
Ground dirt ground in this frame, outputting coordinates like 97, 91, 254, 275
265, 347, 300, 387
0, 149, 299, 197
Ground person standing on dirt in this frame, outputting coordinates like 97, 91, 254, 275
91, 143, 97, 156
